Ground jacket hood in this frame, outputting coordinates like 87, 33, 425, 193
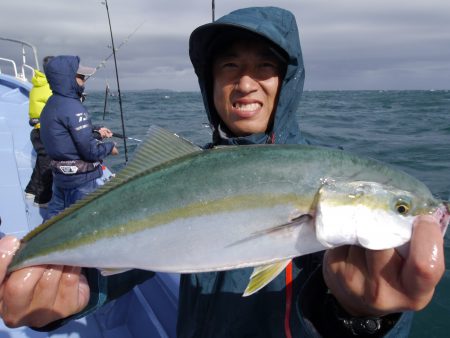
44, 55, 83, 99
189, 6, 306, 145
31, 70, 49, 88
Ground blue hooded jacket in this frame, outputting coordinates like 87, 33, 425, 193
40, 55, 114, 188
38, 8, 412, 338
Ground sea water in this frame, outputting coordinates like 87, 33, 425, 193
85, 89, 450, 337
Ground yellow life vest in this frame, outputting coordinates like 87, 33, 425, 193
29, 70, 52, 129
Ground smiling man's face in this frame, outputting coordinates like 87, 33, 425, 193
212, 39, 283, 136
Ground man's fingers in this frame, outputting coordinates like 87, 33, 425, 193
31, 266, 64, 312
77, 271, 90, 308
323, 246, 367, 301
2, 265, 89, 328
0, 236, 20, 278
27, 265, 84, 328
1, 266, 47, 327
54, 266, 90, 315
99, 127, 113, 138
402, 216, 445, 307
363, 247, 403, 285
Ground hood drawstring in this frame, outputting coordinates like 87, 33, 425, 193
267, 132, 276, 144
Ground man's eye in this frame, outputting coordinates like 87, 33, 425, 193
258, 62, 279, 72
258, 62, 280, 77
222, 62, 238, 68
260, 62, 278, 69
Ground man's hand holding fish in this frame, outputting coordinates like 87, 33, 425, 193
0, 236, 89, 328
324, 214, 445, 320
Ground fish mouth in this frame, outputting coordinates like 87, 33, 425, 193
437, 202, 450, 235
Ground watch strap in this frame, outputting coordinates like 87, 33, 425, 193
326, 291, 399, 336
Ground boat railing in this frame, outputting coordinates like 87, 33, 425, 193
0, 57, 19, 77
21, 63, 35, 81
0, 37, 39, 82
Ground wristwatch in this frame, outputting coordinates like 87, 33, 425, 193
326, 292, 399, 336
340, 315, 382, 335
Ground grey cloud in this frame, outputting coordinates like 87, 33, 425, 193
2, 0, 449, 90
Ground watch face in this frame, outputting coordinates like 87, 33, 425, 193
350, 317, 381, 335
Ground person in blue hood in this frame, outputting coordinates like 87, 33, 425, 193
0, 7, 444, 338
39, 55, 118, 220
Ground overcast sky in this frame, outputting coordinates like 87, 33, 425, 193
2, 0, 449, 91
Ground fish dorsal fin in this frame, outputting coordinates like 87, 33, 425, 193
243, 259, 291, 297
118, 125, 202, 182
22, 126, 202, 243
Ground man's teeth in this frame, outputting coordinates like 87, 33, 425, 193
233, 103, 261, 111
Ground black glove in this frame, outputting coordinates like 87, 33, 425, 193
29, 118, 40, 127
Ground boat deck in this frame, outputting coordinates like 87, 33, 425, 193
0, 74, 42, 236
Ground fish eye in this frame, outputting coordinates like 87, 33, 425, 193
395, 200, 410, 215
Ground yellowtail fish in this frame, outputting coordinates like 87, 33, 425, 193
8, 126, 450, 296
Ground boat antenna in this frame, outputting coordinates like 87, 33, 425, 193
212, 0, 215, 22
101, 0, 128, 163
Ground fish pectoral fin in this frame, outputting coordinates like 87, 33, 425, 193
99, 268, 132, 276
254, 214, 313, 237
243, 259, 291, 297
227, 214, 313, 248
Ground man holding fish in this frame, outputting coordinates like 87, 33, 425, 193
0, 6, 447, 338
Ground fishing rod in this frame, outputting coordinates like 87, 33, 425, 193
102, 81, 110, 120
86, 20, 145, 79
101, 0, 129, 163
112, 132, 142, 142
93, 129, 141, 142
212, 0, 215, 22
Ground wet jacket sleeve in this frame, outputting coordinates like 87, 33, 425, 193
297, 265, 413, 337
32, 268, 154, 332
67, 108, 114, 162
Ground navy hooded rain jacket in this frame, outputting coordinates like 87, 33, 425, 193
40, 55, 114, 189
